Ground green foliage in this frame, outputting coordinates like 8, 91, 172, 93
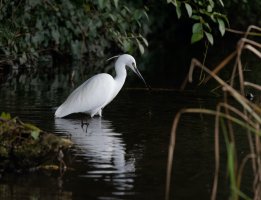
167, 0, 228, 45
0, 0, 149, 67
191, 23, 204, 43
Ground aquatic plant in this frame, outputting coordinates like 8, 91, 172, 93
166, 25, 261, 200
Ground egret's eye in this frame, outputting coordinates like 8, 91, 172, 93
132, 62, 135, 67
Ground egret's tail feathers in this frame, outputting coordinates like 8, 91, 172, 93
55, 106, 70, 118
54, 109, 63, 118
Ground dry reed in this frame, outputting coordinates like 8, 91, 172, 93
166, 25, 261, 200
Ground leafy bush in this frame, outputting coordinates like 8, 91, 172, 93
0, 0, 149, 67
167, 0, 228, 45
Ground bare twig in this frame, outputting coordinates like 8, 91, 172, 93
189, 58, 261, 122
244, 82, 261, 91
204, 51, 237, 83
168, 25, 261, 200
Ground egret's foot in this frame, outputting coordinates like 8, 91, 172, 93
81, 117, 89, 133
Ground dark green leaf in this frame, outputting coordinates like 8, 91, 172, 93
167, 0, 177, 6
210, 14, 217, 23
207, 5, 213, 12
51, 29, 60, 43
136, 39, 144, 54
217, 18, 226, 36
109, 14, 116, 21
185, 3, 192, 17
209, 0, 215, 8
222, 16, 230, 27
98, 0, 105, 9
113, 0, 119, 8
175, 4, 181, 19
191, 15, 201, 20
35, 19, 42, 30
123, 6, 131, 13
140, 35, 148, 47
192, 23, 203, 33
133, 10, 142, 20
122, 39, 131, 51
143, 10, 150, 22
205, 32, 214, 45
203, 22, 211, 31
218, 0, 224, 7
28, 0, 41, 7
191, 32, 204, 44
19, 52, 27, 65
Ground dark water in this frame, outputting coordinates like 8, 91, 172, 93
0, 82, 224, 200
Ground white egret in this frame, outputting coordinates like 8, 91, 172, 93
55, 54, 148, 118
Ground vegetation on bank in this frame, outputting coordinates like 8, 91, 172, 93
0, 1, 260, 67
0, 0, 260, 85
0, 112, 72, 172
0, 0, 149, 68
0, 0, 233, 68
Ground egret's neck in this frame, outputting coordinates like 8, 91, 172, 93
114, 62, 127, 87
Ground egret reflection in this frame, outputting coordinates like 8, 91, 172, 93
55, 117, 135, 191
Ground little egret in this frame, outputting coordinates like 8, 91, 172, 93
55, 54, 148, 118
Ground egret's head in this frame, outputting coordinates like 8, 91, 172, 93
124, 54, 137, 71
113, 54, 136, 70
117, 54, 150, 90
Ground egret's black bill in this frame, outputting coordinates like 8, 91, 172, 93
134, 67, 151, 91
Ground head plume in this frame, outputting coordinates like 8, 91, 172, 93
106, 55, 120, 62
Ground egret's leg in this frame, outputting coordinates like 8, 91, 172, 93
91, 108, 102, 117
90, 110, 97, 117
98, 109, 102, 117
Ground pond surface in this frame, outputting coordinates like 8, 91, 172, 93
0, 83, 223, 200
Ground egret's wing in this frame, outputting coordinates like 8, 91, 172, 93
55, 74, 114, 117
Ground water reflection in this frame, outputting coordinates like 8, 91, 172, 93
55, 117, 136, 192
0, 88, 220, 199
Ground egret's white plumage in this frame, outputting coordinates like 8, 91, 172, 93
55, 54, 148, 118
